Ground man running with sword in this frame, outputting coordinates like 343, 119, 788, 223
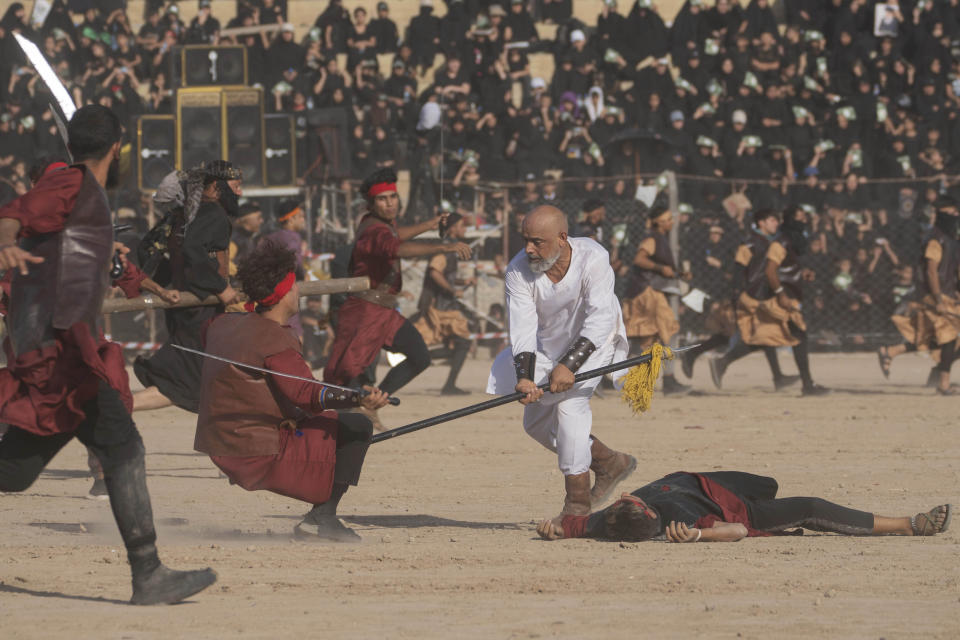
486, 205, 637, 529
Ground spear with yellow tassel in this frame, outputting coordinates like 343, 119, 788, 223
371, 343, 695, 444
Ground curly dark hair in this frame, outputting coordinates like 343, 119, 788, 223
603, 501, 662, 542
360, 167, 398, 200
236, 241, 297, 306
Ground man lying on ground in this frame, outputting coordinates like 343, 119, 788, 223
536, 471, 951, 542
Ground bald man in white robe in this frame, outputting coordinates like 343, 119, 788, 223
487, 206, 637, 525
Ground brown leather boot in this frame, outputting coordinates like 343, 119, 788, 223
550, 472, 592, 525
589, 437, 638, 505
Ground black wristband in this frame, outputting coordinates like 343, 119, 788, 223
513, 352, 536, 381
558, 337, 596, 373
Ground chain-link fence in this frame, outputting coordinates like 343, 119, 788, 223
505, 171, 956, 351
105, 171, 957, 355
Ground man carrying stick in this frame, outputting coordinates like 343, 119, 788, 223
622, 205, 691, 395
487, 205, 636, 528
196, 242, 390, 541
731, 207, 828, 396
879, 197, 960, 394
324, 168, 471, 426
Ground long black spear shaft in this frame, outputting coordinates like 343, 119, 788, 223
371, 345, 695, 444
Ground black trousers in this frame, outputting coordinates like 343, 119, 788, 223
0, 381, 143, 492
374, 320, 432, 395
747, 496, 874, 535
332, 412, 373, 487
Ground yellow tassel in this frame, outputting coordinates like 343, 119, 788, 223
620, 344, 674, 414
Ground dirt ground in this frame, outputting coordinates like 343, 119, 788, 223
1, 350, 958, 639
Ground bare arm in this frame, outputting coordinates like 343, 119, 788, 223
665, 520, 748, 542
700, 522, 748, 541
633, 248, 675, 277
928, 257, 942, 298
397, 216, 441, 241
429, 266, 458, 296
765, 258, 782, 292
396, 241, 470, 259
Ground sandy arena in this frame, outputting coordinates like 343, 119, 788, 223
1, 351, 958, 638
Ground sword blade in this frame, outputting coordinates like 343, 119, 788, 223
170, 344, 401, 406
14, 33, 77, 121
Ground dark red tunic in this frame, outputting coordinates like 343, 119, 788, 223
323, 214, 406, 385
198, 313, 343, 504
0, 167, 146, 436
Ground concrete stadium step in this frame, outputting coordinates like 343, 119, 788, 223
118, 0, 688, 41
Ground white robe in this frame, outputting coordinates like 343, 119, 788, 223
486, 237, 628, 474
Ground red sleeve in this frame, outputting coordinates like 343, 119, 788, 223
356, 223, 400, 260
264, 348, 323, 413
0, 167, 83, 237
560, 514, 590, 538
112, 260, 149, 299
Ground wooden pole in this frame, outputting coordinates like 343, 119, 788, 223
102, 276, 370, 314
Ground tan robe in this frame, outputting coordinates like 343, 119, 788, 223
413, 254, 471, 345
892, 238, 960, 346
735, 242, 805, 347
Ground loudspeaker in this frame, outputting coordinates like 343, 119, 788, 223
305, 108, 352, 178
179, 45, 247, 87
263, 114, 296, 187
136, 115, 176, 191
176, 87, 223, 172
224, 87, 264, 186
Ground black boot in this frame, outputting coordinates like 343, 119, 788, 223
87, 448, 108, 500
801, 383, 831, 396
774, 374, 801, 390
101, 442, 216, 605
440, 337, 470, 396
710, 339, 754, 389
662, 374, 691, 396
708, 357, 726, 389
682, 334, 727, 378
294, 484, 361, 542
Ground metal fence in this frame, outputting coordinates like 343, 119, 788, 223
491, 171, 954, 351
105, 171, 957, 355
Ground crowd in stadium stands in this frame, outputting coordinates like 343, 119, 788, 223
1, 0, 959, 343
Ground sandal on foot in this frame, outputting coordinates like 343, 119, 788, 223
876, 347, 892, 379
912, 504, 952, 536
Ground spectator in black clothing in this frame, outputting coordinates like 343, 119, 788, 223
406, 0, 441, 74
186, 0, 220, 45
369, 2, 398, 54
505, 0, 539, 45
267, 23, 303, 79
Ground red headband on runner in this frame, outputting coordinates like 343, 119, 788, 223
367, 182, 397, 198
43, 162, 69, 175
244, 271, 296, 312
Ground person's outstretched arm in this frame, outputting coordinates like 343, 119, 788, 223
665, 520, 747, 542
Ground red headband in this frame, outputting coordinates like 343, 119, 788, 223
244, 271, 296, 312
44, 162, 69, 175
367, 182, 397, 198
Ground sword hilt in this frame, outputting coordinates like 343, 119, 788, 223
358, 389, 401, 406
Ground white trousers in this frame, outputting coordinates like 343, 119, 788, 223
522, 388, 595, 475
487, 340, 615, 476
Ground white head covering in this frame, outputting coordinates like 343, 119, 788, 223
417, 100, 442, 131
585, 86, 605, 122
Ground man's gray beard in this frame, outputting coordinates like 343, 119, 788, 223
528, 252, 560, 273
